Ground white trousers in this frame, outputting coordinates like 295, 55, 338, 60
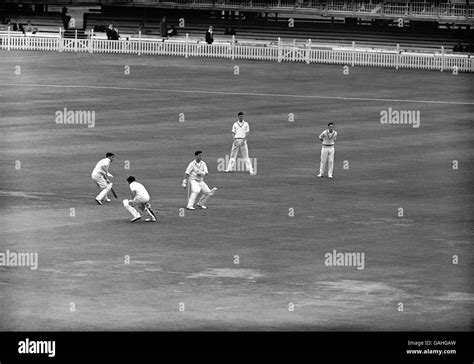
130, 195, 150, 209
123, 196, 153, 219
225, 140, 253, 173
92, 174, 112, 201
187, 179, 213, 208
319, 146, 335, 177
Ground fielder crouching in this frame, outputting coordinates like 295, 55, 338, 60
183, 151, 218, 210
123, 176, 157, 222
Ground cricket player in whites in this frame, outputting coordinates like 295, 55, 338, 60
92, 152, 115, 204
123, 176, 157, 222
183, 151, 218, 210
224, 112, 254, 174
318, 122, 337, 179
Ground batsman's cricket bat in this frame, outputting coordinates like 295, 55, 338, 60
111, 187, 118, 198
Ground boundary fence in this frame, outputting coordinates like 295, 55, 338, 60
0, 30, 472, 72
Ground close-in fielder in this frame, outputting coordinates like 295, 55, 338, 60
122, 176, 157, 222
182, 151, 218, 210
91, 152, 115, 205
224, 112, 254, 174
317, 122, 337, 179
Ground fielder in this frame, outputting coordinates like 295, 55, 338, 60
91, 152, 115, 205
122, 176, 157, 222
317, 122, 337, 179
224, 112, 254, 174
183, 151, 218, 210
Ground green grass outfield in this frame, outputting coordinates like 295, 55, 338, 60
0, 51, 473, 330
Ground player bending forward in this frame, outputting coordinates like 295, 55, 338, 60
317, 122, 337, 179
224, 112, 254, 174
123, 176, 157, 222
183, 151, 218, 210
92, 152, 115, 205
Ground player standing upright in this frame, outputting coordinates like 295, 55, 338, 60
183, 151, 218, 210
91, 152, 115, 205
224, 112, 254, 174
122, 176, 157, 222
317, 122, 337, 179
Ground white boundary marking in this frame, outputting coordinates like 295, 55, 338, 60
1, 82, 473, 105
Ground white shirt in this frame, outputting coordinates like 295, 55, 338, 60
232, 120, 250, 139
319, 129, 337, 146
129, 181, 150, 201
185, 160, 208, 182
91, 158, 111, 178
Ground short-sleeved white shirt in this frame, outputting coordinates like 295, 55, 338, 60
232, 121, 250, 139
185, 160, 208, 182
92, 158, 111, 178
319, 129, 337, 146
129, 181, 150, 201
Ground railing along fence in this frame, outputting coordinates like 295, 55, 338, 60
0, 31, 472, 72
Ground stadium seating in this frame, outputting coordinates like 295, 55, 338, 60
0, 14, 63, 36
2, 3, 472, 51
83, 12, 472, 51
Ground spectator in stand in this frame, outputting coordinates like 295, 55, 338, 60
453, 40, 464, 52
205, 25, 214, 44
106, 24, 119, 40
105, 24, 113, 39
135, 23, 148, 35
17, 21, 25, 34
61, 7, 71, 30
113, 26, 120, 40
12, 20, 20, 32
167, 25, 178, 37
25, 20, 33, 33
160, 16, 168, 38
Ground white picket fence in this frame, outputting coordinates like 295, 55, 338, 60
0, 32, 472, 72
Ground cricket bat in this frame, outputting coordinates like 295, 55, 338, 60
106, 177, 118, 198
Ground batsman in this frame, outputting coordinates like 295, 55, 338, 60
91, 152, 115, 205
123, 176, 157, 222
224, 111, 254, 174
